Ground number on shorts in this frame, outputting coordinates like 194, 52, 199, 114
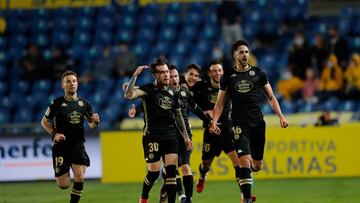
148, 142, 159, 152
203, 143, 210, 152
232, 126, 242, 134
55, 156, 64, 167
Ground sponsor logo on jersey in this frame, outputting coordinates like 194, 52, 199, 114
235, 80, 253, 93
234, 134, 240, 140
78, 101, 84, 107
148, 153, 154, 160
68, 111, 82, 124
61, 103, 67, 107
230, 73, 237, 78
159, 96, 173, 110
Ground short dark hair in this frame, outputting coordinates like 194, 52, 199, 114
150, 56, 168, 73
231, 40, 249, 58
168, 64, 178, 71
61, 70, 77, 80
207, 60, 223, 71
185, 63, 201, 74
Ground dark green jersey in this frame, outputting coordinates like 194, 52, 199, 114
139, 83, 180, 140
220, 66, 269, 122
190, 80, 231, 123
44, 96, 94, 144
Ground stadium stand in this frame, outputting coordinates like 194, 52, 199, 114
0, 0, 359, 133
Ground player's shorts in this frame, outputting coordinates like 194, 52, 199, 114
142, 135, 179, 163
178, 132, 192, 166
201, 121, 235, 160
52, 142, 90, 177
232, 120, 266, 160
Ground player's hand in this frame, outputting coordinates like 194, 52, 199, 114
209, 121, 221, 135
91, 113, 100, 124
280, 117, 289, 128
185, 137, 193, 151
133, 65, 149, 76
54, 133, 66, 142
204, 110, 214, 119
128, 104, 136, 118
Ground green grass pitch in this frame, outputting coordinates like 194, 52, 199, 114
1, 178, 359, 203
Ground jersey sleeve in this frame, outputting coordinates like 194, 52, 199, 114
84, 99, 95, 119
259, 69, 269, 87
44, 99, 57, 120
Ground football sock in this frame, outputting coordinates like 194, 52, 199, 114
141, 171, 160, 199
70, 181, 83, 203
199, 164, 209, 179
183, 175, 194, 201
165, 165, 177, 203
176, 170, 184, 196
238, 167, 252, 200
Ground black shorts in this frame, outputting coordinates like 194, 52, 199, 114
233, 120, 266, 160
52, 142, 90, 177
201, 121, 235, 161
178, 133, 192, 166
142, 135, 179, 163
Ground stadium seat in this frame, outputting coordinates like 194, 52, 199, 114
0, 107, 11, 123
77, 17, 94, 31
52, 31, 71, 47
95, 30, 113, 46
32, 80, 52, 93
13, 106, 33, 123
0, 80, 7, 96
338, 100, 357, 112
0, 36, 7, 49
10, 80, 30, 94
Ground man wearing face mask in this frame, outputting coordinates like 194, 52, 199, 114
288, 32, 312, 80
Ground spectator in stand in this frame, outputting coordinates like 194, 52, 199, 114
80, 46, 114, 83
318, 54, 343, 101
217, 0, 243, 47
277, 68, 303, 101
20, 44, 46, 81
343, 53, 360, 100
288, 32, 312, 80
49, 45, 72, 80
113, 41, 137, 77
315, 111, 339, 126
302, 67, 320, 102
327, 25, 350, 70
310, 33, 329, 76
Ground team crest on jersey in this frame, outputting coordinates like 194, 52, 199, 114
180, 91, 186, 97
68, 111, 82, 124
159, 96, 173, 110
235, 80, 253, 93
78, 101, 84, 106
249, 70, 255, 76
168, 89, 174, 96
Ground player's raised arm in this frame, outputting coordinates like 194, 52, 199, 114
263, 83, 289, 128
124, 65, 148, 99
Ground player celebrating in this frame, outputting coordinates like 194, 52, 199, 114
210, 40, 288, 203
41, 70, 100, 203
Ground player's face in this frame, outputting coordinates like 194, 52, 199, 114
169, 69, 180, 87
184, 69, 200, 87
154, 64, 170, 86
208, 64, 223, 83
62, 74, 78, 95
233, 45, 249, 67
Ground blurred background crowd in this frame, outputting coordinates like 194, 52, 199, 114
0, 0, 360, 133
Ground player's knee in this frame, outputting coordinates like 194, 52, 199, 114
181, 164, 192, 175
57, 183, 70, 190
